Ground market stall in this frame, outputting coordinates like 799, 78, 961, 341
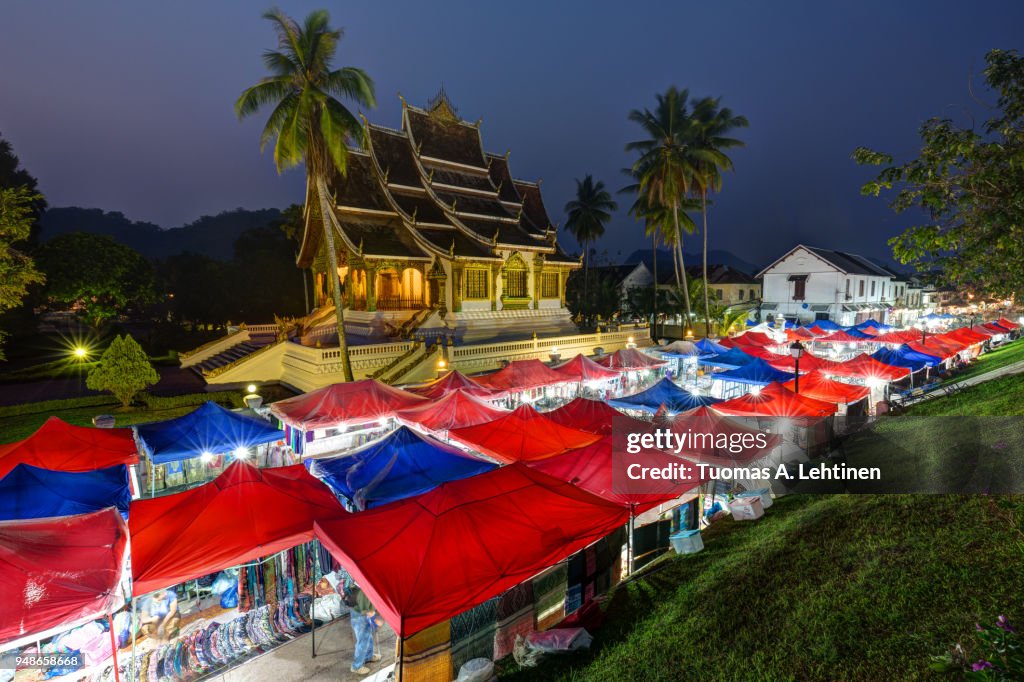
543, 398, 644, 436
474, 359, 577, 407
708, 359, 796, 400
395, 389, 509, 438
0, 417, 139, 479
405, 370, 507, 403
609, 377, 723, 414
448, 405, 602, 463
550, 353, 622, 398
0, 463, 131, 521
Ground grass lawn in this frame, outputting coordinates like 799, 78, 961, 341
905, 372, 1024, 416
943, 338, 1024, 383
499, 494, 1024, 681
0, 402, 203, 441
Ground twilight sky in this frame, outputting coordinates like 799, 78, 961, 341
2, 0, 1021, 267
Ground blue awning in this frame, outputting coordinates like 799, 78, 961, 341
694, 338, 729, 356
841, 327, 877, 339
811, 319, 841, 331
306, 426, 496, 510
136, 401, 284, 464
608, 378, 722, 414
0, 464, 130, 521
697, 347, 757, 369
871, 345, 941, 371
711, 358, 796, 386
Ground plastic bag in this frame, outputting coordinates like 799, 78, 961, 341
211, 571, 235, 595
220, 584, 238, 609
457, 658, 495, 682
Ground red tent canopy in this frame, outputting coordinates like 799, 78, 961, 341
715, 383, 838, 418
939, 328, 990, 346
814, 330, 876, 344
1, 508, 128, 648
395, 390, 509, 433
983, 322, 1012, 334
732, 344, 784, 360
869, 330, 927, 345
732, 331, 776, 347
594, 348, 668, 370
662, 406, 784, 465
269, 380, 428, 430
544, 397, 646, 436
550, 353, 621, 382
786, 327, 818, 341
474, 359, 572, 392
998, 317, 1021, 329
313, 463, 629, 637
129, 461, 342, 595
405, 371, 506, 401
826, 354, 911, 381
0, 417, 139, 479
764, 351, 842, 375
781, 370, 871, 405
448, 405, 601, 463
905, 339, 962, 360
528, 437, 702, 512
971, 325, 1000, 337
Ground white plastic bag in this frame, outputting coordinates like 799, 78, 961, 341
457, 658, 495, 682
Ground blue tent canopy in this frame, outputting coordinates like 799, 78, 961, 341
711, 358, 796, 386
810, 319, 841, 331
841, 327, 877, 339
0, 463, 130, 521
694, 338, 729, 356
307, 426, 496, 510
871, 345, 941, 371
136, 401, 284, 464
608, 378, 722, 414
854, 319, 892, 332
698, 347, 757, 369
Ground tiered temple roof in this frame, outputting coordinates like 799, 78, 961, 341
299, 93, 576, 267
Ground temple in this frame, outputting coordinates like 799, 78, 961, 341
298, 91, 580, 343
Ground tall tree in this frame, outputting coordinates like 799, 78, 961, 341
86, 334, 159, 407
854, 49, 1024, 299
0, 187, 45, 358
236, 8, 375, 382
564, 175, 617, 310
627, 87, 698, 326
0, 134, 46, 243
689, 97, 748, 335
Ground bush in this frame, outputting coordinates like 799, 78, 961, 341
0, 395, 118, 419
139, 391, 244, 410
86, 334, 159, 407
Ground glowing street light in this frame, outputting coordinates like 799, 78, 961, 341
233, 447, 249, 460
73, 346, 88, 359
246, 384, 258, 395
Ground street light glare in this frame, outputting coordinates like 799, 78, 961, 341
73, 347, 88, 358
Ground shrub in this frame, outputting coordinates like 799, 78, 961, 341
86, 334, 159, 407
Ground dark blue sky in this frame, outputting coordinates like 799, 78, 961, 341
2, 0, 1021, 266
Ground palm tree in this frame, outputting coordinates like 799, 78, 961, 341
235, 8, 375, 382
689, 96, 748, 339
627, 87, 699, 327
564, 175, 617, 308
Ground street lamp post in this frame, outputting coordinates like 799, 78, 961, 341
789, 340, 805, 393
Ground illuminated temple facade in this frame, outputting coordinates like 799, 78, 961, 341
298, 92, 580, 342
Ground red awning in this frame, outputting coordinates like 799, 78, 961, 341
448, 405, 602, 463
814, 330, 876, 344
715, 383, 838, 418
593, 348, 668, 370
405, 371, 507, 401
662, 406, 785, 465
764, 351, 842, 375
786, 327, 817, 341
313, 463, 629, 637
0, 417, 139, 479
970, 325, 1000, 337
474, 359, 572, 391
869, 330, 927, 345
528, 437, 702, 512
550, 354, 621, 382
983, 322, 1012, 334
0, 508, 128, 648
731, 344, 784, 360
781, 370, 871, 404
731, 332, 776, 347
269, 380, 428, 430
937, 328, 988, 346
905, 339, 962, 360
129, 462, 342, 595
395, 390, 509, 433
544, 398, 646, 436
998, 317, 1021, 329
826, 354, 911, 381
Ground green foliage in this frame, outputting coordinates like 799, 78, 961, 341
931, 616, 1024, 680
0, 186, 45, 357
854, 49, 1024, 299
138, 390, 243, 410
37, 232, 155, 329
86, 334, 159, 407
0, 394, 117, 419
564, 175, 617, 260
566, 268, 622, 324
0, 133, 46, 238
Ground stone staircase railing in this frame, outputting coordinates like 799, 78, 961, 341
180, 328, 249, 367
371, 341, 436, 384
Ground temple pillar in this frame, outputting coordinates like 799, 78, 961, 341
366, 264, 377, 312
490, 264, 500, 311
452, 264, 463, 313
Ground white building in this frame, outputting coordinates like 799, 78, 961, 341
757, 245, 896, 326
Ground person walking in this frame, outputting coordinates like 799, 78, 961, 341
349, 585, 381, 675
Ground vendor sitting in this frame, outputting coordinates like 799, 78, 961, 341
140, 588, 180, 642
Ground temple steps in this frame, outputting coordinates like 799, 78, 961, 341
190, 334, 277, 378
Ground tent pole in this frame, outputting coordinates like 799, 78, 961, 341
398, 623, 405, 682
311, 547, 319, 658
626, 507, 635, 577
131, 598, 137, 682
108, 613, 121, 682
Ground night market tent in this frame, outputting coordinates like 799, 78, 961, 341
827, 354, 912, 382
135, 401, 283, 464
870, 330, 928, 345
0, 464, 131, 521
528, 437, 704, 512
905, 338, 963, 361
694, 338, 728, 355
786, 327, 818, 341
544, 398, 645, 436
448, 405, 602, 463
658, 340, 701, 356
269, 379, 428, 431
405, 371, 506, 401
725, 344, 782, 360
941, 327, 991, 346
870, 346, 940, 372
711, 358, 796, 386
307, 427, 496, 511
395, 390, 508, 434
312, 463, 629, 637
129, 461, 342, 595
853, 319, 891, 332
697, 347, 757, 369
0, 417, 139, 479
609, 377, 723, 413
840, 327, 877, 339
997, 317, 1021, 329
551, 353, 622, 382
764, 350, 842, 375
815, 330, 877, 344
663, 406, 784, 465
593, 348, 668, 370
715, 383, 838, 418
983, 322, 1012, 334
0, 508, 128, 649
971, 325, 1001, 337
731, 331, 777, 347
809, 319, 841, 332
474, 359, 572, 391
780, 370, 871, 405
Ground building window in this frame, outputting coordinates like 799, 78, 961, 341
738, 289, 744, 300
750, 288, 756, 300
540, 272, 559, 298
504, 269, 528, 298
792, 279, 806, 301
716, 288, 724, 300
464, 269, 489, 299
859, 280, 865, 296
845, 279, 851, 298
870, 281, 876, 297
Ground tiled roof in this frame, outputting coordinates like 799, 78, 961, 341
367, 126, 420, 187
416, 227, 500, 260
406, 108, 487, 168
330, 153, 395, 213
805, 247, 893, 277
339, 216, 430, 260
485, 154, 523, 203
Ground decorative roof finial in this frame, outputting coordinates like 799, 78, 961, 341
492, 229, 499, 246
449, 240, 456, 257
427, 85, 459, 122
428, 168, 435, 183
397, 92, 407, 107
504, 149, 511, 160
451, 198, 457, 212
358, 237, 364, 256
411, 206, 418, 223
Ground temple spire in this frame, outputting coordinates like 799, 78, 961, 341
427, 85, 459, 122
